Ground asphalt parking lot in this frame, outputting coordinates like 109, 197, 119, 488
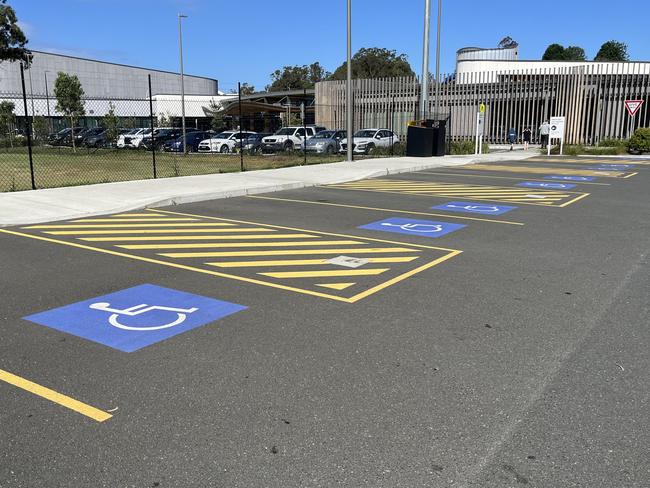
1, 155, 648, 487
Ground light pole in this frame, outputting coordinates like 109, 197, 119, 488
178, 13, 187, 154
346, 0, 353, 162
434, 0, 442, 117
420, 0, 431, 120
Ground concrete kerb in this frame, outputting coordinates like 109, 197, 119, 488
0, 152, 535, 227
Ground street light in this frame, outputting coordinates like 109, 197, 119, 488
178, 13, 187, 154
346, 0, 353, 162
420, 0, 442, 120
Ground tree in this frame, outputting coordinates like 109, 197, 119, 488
32, 116, 49, 142
240, 83, 255, 96
595, 40, 629, 61
498, 36, 518, 49
329, 48, 415, 80
102, 102, 119, 146
207, 100, 226, 131
0, 100, 15, 146
564, 46, 586, 61
0, 0, 31, 64
542, 43, 566, 60
54, 72, 85, 151
266, 62, 330, 91
157, 111, 172, 127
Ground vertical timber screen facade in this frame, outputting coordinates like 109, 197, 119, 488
315, 63, 650, 145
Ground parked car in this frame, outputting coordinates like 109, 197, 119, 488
141, 128, 197, 151
304, 129, 346, 154
261, 126, 320, 153
47, 127, 84, 146
82, 129, 109, 148
197, 131, 256, 153
117, 128, 142, 148
339, 128, 398, 155
127, 128, 152, 148
163, 131, 213, 153
75, 127, 105, 146
234, 133, 272, 154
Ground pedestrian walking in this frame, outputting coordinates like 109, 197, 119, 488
523, 127, 532, 150
539, 120, 550, 148
507, 127, 517, 151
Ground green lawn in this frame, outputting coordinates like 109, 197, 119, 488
0, 146, 347, 192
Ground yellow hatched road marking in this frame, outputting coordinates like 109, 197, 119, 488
246, 195, 525, 225
80, 233, 317, 241
0, 368, 112, 423
260, 268, 390, 278
161, 247, 419, 258
316, 283, 355, 290
118, 240, 363, 250
417, 171, 611, 185
25, 223, 236, 229
207, 256, 419, 268
70, 218, 199, 223
526, 158, 646, 165
111, 213, 168, 217
460, 164, 629, 177
45, 228, 275, 235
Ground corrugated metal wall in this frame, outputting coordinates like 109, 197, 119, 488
315, 64, 650, 145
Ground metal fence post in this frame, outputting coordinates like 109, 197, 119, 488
302, 88, 307, 165
148, 74, 157, 178
238, 82, 244, 172
20, 62, 36, 190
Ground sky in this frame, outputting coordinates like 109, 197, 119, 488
13, 0, 650, 92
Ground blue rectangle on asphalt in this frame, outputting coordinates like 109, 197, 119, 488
359, 217, 465, 238
586, 164, 635, 170
516, 181, 576, 190
431, 201, 517, 215
544, 175, 595, 182
23, 284, 247, 352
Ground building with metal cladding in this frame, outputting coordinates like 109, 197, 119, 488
316, 45, 650, 145
2, 50, 218, 98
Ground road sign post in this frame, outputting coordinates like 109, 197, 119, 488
625, 100, 644, 139
548, 116, 566, 156
475, 104, 485, 155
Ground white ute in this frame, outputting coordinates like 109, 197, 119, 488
340, 128, 398, 155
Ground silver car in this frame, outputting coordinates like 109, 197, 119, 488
304, 130, 346, 154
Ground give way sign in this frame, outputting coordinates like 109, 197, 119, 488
625, 100, 644, 117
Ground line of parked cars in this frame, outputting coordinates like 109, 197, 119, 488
45, 125, 401, 155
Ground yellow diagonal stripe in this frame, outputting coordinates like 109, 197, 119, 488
260, 268, 390, 278
25, 223, 236, 229
206, 256, 419, 268
461, 164, 627, 177
45, 228, 275, 235
0, 369, 112, 423
111, 213, 167, 217
161, 247, 419, 258
70, 218, 199, 223
316, 283, 356, 290
118, 240, 363, 250
80, 233, 317, 242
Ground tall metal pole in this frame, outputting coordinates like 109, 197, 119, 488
20, 63, 36, 190
178, 13, 187, 154
26, 60, 35, 122
346, 0, 353, 162
238, 82, 244, 172
434, 0, 442, 117
148, 74, 157, 179
44, 71, 52, 132
420, 0, 431, 120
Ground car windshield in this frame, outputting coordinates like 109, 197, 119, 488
312, 131, 334, 139
275, 128, 295, 135
354, 130, 377, 138
213, 132, 234, 139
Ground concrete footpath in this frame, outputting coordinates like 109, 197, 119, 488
0, 151, 534, 227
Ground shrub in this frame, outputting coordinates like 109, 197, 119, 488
598, 138, 627, 148
450, 140, 474, 155
627, 128, 650, 154
369, 143, 405, 157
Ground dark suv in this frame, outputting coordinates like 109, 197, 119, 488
141, 128, 198, 151
163, 131, 213, 153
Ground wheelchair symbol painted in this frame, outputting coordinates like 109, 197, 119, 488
380, 222, 443, 233
445, 203, 500, 213
89, 302, 199, 331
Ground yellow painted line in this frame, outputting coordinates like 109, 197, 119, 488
246, 195, 524, 226
622, 172, 638, 179
111, 213, 168, 217
316, 283, 355, 290
45, 228, 275, 235
149, 209, 460, 252
25, 223, 236, 229
118, 240, 363, 250
260, 268, 390, 278
0, 228, 439, 303
160, 247, 419, 258
460, 163, 629, 178
80, 233, 318, 242
558, 192, 591, 207
0, 368, 112, 423
70, 218, 199, 223
347, 250, 463, 303
207, 256, 419, 268
416, 171, 611, 185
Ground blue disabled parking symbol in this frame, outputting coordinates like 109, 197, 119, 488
544, 175, 594, 182
359, 217, 465, 238
431, 201, 517, 215
23, 284, 247, 352
516, 181, 576, 190
586, 164, 635, 170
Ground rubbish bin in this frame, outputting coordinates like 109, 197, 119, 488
406, 119, 446, 157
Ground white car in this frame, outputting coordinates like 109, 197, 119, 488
261, 126, 323, 153
340, 128, 398, 155
128, 128, 153, 148
117, 128, 143, 148
198, 131, 256, 153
